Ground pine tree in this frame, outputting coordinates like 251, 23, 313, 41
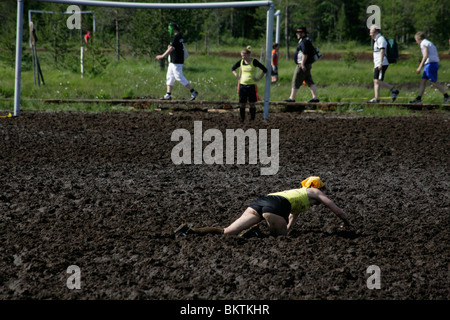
0, 1, 18, 69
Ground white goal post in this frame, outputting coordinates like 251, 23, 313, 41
14, 0, 275, 118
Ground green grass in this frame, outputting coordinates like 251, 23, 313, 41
334, 104, 416, 117
1, 45, 449, 116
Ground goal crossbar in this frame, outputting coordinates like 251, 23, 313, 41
35, 0, 272, 9
14, 0, 275, 118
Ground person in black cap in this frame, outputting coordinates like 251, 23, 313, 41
156, 22, 198, 101
284, 26, 319, 103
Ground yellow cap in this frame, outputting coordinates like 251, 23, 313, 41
301, 176, 324, 189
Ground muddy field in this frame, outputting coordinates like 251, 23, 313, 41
0, 109, 448, 306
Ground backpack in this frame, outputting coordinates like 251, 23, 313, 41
183, 42, 189, 61
386, 38, 398, 63
312, 47, 323, 63
295, 38, 322, 64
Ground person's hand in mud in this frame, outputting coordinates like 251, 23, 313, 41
306, 187, 353, 230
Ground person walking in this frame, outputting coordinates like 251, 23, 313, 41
271, 43, 279, 84
175, 176, 353, 238
156, 22, 198, 101
284, 27, 319, 103
409, 32, 449, 104
231, 46, 267, 121
368, 26, 399, 103
84, 30, 91, 45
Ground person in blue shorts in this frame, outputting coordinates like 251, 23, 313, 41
410, 32, 449, 104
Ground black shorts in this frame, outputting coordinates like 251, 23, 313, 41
271, 66, 278, 76
249, 195, 291, 223
239, 84, 258, 103
373, 65, 389, 81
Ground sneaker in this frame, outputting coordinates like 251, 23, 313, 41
174, 223, 192, 237
307, 99, 320, 103
161, 93, 172, 100
283, 98, 295, 102
238, 224, 262, 239
190, 90, 198, 101
368, 98, 380, 103
391, 89, 399, 102
443, 96, 450, 104
409, 98, 422, 104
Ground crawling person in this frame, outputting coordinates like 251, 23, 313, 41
175, 176, 352, 237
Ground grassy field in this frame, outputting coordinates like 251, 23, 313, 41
1, 43, 449, 115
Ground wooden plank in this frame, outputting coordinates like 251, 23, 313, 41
38, 98, 448, 111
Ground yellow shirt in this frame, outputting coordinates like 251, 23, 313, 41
268, 188, 310, 215
240, 59, 257, 85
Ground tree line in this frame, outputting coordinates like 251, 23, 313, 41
1, 0, 448, 69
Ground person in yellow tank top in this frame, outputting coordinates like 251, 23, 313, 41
231, 46, 267, 122
175, 176, 352, 237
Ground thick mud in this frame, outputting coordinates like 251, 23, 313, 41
0, 110, 448, 301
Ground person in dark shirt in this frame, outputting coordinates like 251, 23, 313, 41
156, 23, 198, 101
231, 46, 267, 121
284, 27, 319, 103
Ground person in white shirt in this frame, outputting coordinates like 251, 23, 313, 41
368, 26, 399, 103
410, 32, 449, 104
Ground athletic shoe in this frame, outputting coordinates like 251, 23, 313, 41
174, 223, 192, 237
161, 94, 172, 100
443, 96, 450, 104
308, 99, 320, 103
239, 224, 262, 239
368, 98, 380, 103
391, 89, 399, 102
190, 90, 198, 101
283, 98, 295, 102
409, 98, 422, 104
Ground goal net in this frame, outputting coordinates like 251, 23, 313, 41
14, 0, 274, 118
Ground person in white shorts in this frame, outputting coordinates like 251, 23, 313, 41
156, 23, 198, 101
368, 26, 399, 103
410, 32, 449, 104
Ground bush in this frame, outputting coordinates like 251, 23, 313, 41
342, 51, 357, 68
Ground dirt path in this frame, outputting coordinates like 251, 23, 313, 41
0, 111, 448, 301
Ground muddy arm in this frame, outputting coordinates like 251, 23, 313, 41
287, 213, 299, 233
316, 193, 352, 227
